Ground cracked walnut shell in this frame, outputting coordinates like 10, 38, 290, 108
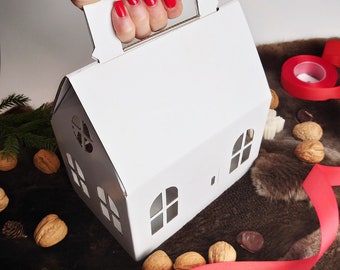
33, 149, 60, 174
295, 140, 325, 164
34, 214, 68, 247
293, 121, 323, 141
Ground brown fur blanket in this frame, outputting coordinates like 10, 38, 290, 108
0, 39, 339, 269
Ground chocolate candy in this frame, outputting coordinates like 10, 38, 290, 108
296, 109, 314, 123
236, 231, 264, 253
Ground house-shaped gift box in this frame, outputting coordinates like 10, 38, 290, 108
51, 0, 270, 261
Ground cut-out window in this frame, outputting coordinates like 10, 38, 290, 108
150, 187, 178, 235
66, 153, 90, 198
97, 186, 122, 234
229, 129, 254, 173
72, 115, 93, 153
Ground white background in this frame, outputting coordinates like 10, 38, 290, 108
1, 0, 339, 107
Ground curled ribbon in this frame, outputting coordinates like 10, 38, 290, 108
194, 164, 340, 270
281, 40, 340, 100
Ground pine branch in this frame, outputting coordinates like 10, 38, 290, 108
21, 133, 57, 152
0, 94, 30, 113
0, 135, 20, 157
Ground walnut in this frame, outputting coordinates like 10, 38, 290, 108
295, 140, 325, 164
34, 214, 68, 247
208, 241, 237, 263
270, 89, 279, 109
33, 149, 60, 174
0, 187, 9, 212
293, 121, 323, 141
174, 251, 206, 270
142, 250, 173, 270
0, 153, 17, 171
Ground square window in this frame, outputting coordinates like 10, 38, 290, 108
81, 181, 90, 198
229, 154, 240, 173
112, 214, 122, 234
167, 202, 178, 223
241, 145, 251, 163
100, 202, 110, 220
151, 213, 163, 235
71, 170, 80, 186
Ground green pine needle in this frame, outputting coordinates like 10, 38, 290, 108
0, 135, 20, 157
0, 94, 30, 113
0, 94, 57, 156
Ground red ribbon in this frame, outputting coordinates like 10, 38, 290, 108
194, 164, 340, 270
281, 40, 340, 100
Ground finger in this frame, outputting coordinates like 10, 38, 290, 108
162, 0, 183, 19
112, 1, 136, 43
71, 0, 99, 9
143, 0, 168, 32
123, 0, 151, 39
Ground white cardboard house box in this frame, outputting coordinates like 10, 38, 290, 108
51, 0, 271, 261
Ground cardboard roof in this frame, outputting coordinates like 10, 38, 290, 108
62, 0, 270, 196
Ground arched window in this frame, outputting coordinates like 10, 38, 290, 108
150, 187, 178, 235
229, 129, 254, 173
66, 153, 90, 198
97, 186, 122, 234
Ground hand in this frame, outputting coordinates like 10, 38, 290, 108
71, 0, 183, 43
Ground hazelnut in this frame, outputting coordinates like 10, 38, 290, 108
292, 121, 323, 141
34, 214, 68, 247
174, 251, 206, 270
295, 140, 325, 164
0, 153, 17, 171
142, 250, 173, 270
270, 89, 279, 109
0, 187, 9, 212
33, 149, 60, 174
208, 241, 237, 263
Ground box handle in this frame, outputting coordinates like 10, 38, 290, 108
84, 0, 219, 63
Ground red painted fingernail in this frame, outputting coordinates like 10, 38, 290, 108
164, 0, 176, 8
114, 1, 127, 17
127, 0, 139, 5
144, 0, 157, 7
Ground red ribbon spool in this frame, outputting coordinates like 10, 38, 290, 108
281, 40, 340, 100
